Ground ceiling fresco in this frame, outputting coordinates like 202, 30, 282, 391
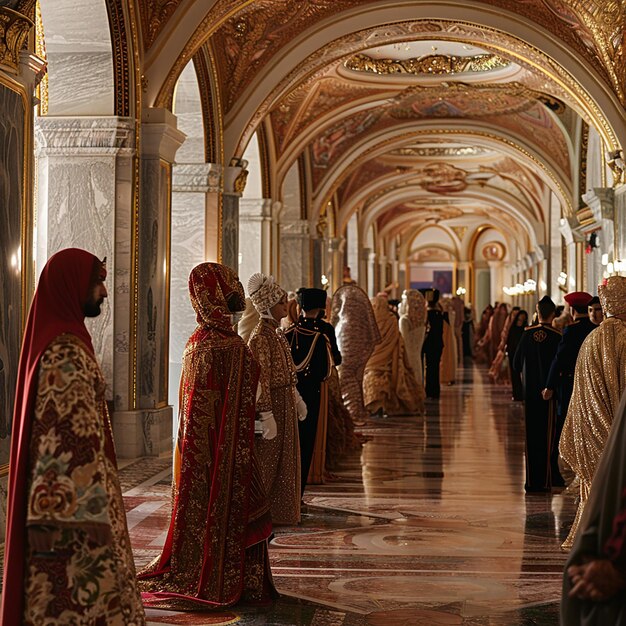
305, 91, 570, 189
189, 0, 623, 111
127, 0, 622, 260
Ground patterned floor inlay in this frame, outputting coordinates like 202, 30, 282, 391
126, 364, 576, 624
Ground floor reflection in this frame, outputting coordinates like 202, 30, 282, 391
124, 364, 576, 625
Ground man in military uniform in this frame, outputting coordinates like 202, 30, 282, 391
513, 296, 561, 492
285, 288, 333, 495
542, 292, 596, 486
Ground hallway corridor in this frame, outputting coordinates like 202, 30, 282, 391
123, 364, 576, 625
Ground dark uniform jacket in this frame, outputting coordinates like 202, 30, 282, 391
513, 322, 562, 398
545, 316, 596, 416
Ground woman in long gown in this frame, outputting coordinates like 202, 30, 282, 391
330, 284, 381, 423
247, 273, 306, 526
138, 263, 275, 610
364, 295, 423, 416
398, 289, 426, 386
440, 298, 458, 385
506, 310, 528, 400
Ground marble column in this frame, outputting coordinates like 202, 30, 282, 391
487, 261, 504, 305
35, 116, 134, 408
280, 219, 310, 291
113, 108, 185, 458
559, 217, 583, 294
312, 238, 325, 289
221, 162, 247, 271
239, 197, 273, 283
328, 236, 344, 293
168, 162, 220, 429
367, 251, 377, 297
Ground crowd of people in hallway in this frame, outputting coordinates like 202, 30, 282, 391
1, 249, 626, 624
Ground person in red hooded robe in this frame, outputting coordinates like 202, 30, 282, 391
1, 248, 145, 626
138, 262, 275, 610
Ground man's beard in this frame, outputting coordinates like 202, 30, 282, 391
84, 298, 104, 317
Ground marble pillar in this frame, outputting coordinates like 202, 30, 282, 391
280, 219, 311, 292
367, 251, 377, 297
582, 188, 614, 291
221, 163, 246, 271
239, 198, 273, 284
35, 116, 134, 409
328, 236, 344, 294
168, 163, 220, 428
113, 108, 185, 458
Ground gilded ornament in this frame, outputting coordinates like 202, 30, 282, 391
0, 7, 33, 73
390, 146, 484, 157
345, 51, 509, 75
233, 168, 249, 194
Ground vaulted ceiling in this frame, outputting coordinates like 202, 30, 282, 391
131, 0, 626, 262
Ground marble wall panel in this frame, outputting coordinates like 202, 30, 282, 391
239, 216, 263, 289
169, 191, 205, 422
0, 85, 24, 464
280, 227, 311, 292
42, 156, 115, 396
40, 0, 114, 115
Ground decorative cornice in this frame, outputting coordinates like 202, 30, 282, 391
345, 52, 509, 76
0, 7, 33, 74
172, 162, 223, 193
35, 117, 135, 156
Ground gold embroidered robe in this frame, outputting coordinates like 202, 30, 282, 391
560, 318, 626, 548
248, 319, 301, 525
23, 334, 144, 625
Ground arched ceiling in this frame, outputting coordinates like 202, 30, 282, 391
132, 0, 626, 263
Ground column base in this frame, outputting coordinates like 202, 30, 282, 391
112, 406, 173, 458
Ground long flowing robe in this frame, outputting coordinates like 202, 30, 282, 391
440, 301, 457, 385
1, 248, 144, 626
24, 336, 145, 625
365, 297, 423, 415
398, 289, 426, 386
364, 297, 400, 414
330, 285, 381, 423
562, 389, 626, 624
139, 263, 274, 609
248, 318, 301, 525
560, 317, 626, 549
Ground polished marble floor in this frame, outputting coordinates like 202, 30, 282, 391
122, 364, 577, 625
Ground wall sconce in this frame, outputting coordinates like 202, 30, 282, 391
456, 287, 466, 296
321, 274, 329, 287
601, 253, 609, 266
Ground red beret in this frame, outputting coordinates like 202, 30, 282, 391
564, 291, 592, 307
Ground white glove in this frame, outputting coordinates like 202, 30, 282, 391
294, 390, 307, 421
258, 411, 277, 440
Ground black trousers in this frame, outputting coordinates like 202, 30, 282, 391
423, 347, 443, 399
297, 383, 321, 496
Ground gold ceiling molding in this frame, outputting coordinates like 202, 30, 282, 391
239, 18, 618, 158
390, 146, 486, 157
479, 0, 625, 105
139, 0, 183, 51
451, 225, 468, 241
345, 51, 509, 76
0, 7, 33, 73
323, 128, 572, 228
388, 81, 566, 119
